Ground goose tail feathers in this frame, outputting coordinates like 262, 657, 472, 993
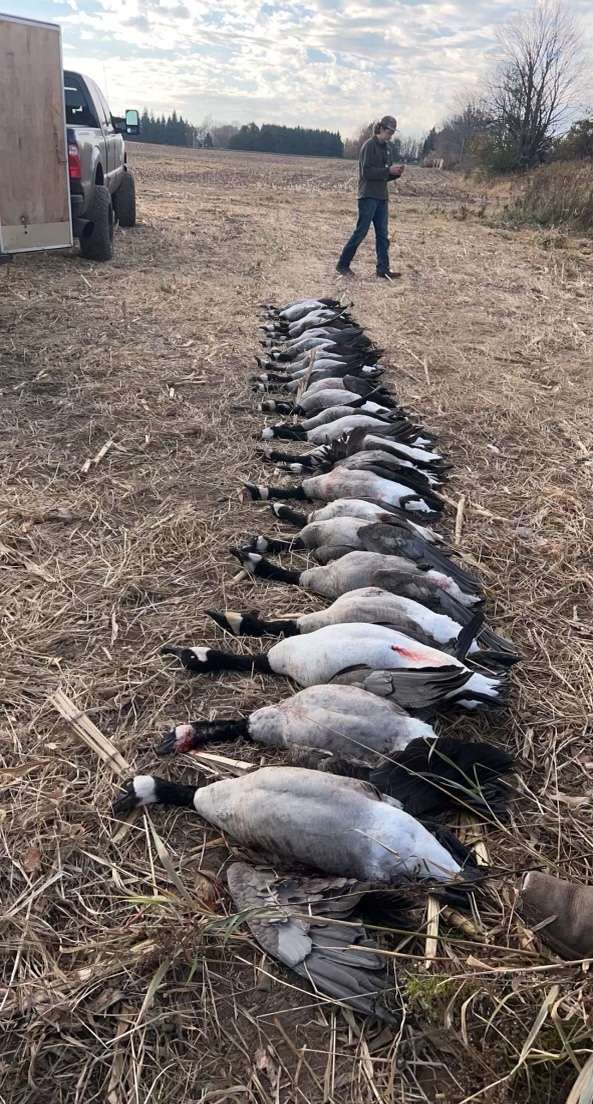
370, 736, 514, 821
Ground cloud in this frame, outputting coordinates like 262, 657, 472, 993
52, 0, 592, 135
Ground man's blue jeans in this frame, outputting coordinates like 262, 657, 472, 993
338, 198, 390, 273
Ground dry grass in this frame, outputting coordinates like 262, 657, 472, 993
1, 144, 593, 1103
509, 161, 593, 233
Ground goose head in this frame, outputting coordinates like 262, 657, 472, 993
161, 644, 222, 674
114, 774, 196, 815
157, 723, 202, 755
206, 609, 246, 636
243, 482, 269, 501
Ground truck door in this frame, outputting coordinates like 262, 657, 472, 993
0, 14, 72, 254
93, 81, 121, 191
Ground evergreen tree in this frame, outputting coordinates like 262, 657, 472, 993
228, 122, 343, 157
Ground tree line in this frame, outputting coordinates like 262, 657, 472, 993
421, 1, 592, 173
228, 123, 343, 157
137, 109, 197, 147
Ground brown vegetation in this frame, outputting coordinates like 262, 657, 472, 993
1, 145, 593, 1103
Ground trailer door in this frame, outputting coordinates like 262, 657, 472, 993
0, 13, 72, 254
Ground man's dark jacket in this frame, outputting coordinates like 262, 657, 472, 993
358, 137, 394, 200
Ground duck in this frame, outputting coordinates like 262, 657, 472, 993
230, 548, 482, 617
238, 518, 481, 596
208, 587, 518, 666
243, 469, 443, 515
161, 622, 505, 708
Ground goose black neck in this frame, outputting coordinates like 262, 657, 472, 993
264, 536, 304, 553
267, 483, 307, 501
272, 505, 308, 526
207, 649, 272, 674
191, 718, 250, 743
251, 557, 301, 586
270, 425, 306, 442
154, 779, 197, 808
257, 622, 298, 640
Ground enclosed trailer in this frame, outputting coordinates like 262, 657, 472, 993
0, 12, 72, 257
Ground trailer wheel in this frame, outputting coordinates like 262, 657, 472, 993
80, 185, 113, 261
114, 171, 136, 228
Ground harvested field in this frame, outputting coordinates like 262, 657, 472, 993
1, 144, 593, 1103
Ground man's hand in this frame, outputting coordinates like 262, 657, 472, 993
389, 164, 405, 178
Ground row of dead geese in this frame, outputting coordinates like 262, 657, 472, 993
115, 297, 521, 1022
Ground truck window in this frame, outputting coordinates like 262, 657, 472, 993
97, 89, 114, 131
64, 74, 98, 127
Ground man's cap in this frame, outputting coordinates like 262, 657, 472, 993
379, 115, 397, 132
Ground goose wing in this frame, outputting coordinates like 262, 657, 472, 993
330, 665, 470, 713
359, 525, 483, 596
226, 862, 399, 1021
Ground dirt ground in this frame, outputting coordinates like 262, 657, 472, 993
2, 145, 593, 1104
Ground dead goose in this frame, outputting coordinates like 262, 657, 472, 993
161, 622, 504, 707
243, 469, 443, 515
263, 297, 344, 322
230, 548, 481, 615
271, 499, 444, 544
260, 385, 397, 417
224, 864, 399, 1020
263, 431, 447, 478
208, 586, 518, 665
113, 764, 476, 1019
269, 368, 385, 395
239, 517, 479, 592
261, 412, 431, 447
157, 684, 434, 764
113, 765, 467, 885
158, 694, 512, 816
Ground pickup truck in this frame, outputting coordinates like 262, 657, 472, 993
65, 70, 140, 261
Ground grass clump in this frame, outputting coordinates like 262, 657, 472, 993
510, 161, 593, 232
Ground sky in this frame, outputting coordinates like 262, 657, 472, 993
12, 0, 593, 137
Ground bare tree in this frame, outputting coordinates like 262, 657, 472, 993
436, 101, 493, 167
490, 1, 582, 168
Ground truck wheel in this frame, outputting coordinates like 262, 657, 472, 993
79, 185, 113, 261
114, 171, 136, 227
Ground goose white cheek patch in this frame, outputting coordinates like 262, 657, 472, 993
134, 776, 157, 805
175, 724, 197, 751
190, 647, 210, 663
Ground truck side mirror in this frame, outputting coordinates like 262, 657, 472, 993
125, 109, 140, 136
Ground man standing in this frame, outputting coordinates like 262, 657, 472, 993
336, 115, 404, 280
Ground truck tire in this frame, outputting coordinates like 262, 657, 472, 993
79, 185, 113, 261
114, 171, 136, 228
